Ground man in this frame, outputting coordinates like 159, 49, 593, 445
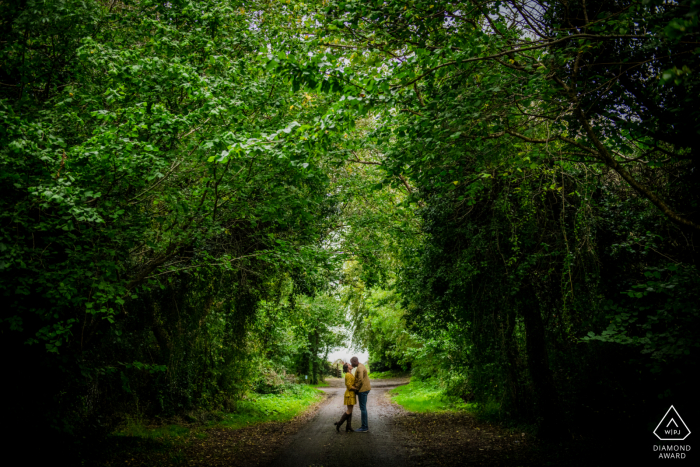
350, 356, 371, 432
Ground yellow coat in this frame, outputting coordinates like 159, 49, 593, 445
343, 372, 357, 405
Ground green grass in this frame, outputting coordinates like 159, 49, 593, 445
101, 385, 323, 465
114, 384, 324, 439
217, 385, 323, 429
310, 380, 330, 387
390, 379, 474, 413
390, 380, 539, 437
369, 369, 410, 379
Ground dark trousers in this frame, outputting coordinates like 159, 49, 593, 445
358, 390, 370, 429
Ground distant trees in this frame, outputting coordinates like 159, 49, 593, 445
311, 0, 700, 440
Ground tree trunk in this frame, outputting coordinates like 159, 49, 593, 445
501, 310, 524, 415
321, 346, 329, 382
151, 302, 172, 363
311, 330, 319, 384
519, 286, 568, 440
307, 332, 314, 384
300, 349, 309, 383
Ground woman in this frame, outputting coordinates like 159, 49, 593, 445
333, 362, 355, 432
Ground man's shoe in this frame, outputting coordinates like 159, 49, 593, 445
355, 427, 369, 433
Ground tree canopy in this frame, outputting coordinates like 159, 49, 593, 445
1, 0, 698, 457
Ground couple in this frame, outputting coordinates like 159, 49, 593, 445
334, 356, 371, 433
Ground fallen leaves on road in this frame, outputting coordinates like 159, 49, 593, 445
392, 410, 538, 466
101, 394, 327, 466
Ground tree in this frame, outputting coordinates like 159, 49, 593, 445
0, 0, 345, 443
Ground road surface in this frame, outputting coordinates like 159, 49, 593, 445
271, 378, 410, 467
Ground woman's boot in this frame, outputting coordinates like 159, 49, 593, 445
346, 412, 354, 432
334, 413, 349, 432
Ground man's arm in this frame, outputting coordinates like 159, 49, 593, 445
352, 365, 364, 391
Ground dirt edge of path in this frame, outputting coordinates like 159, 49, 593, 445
385, 390, 542, 467
98, 390, 333, 467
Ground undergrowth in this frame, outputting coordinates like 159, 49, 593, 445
88, 384, 323, 464
390, 379, 540, 438
368, 369, 409, 379
114, 384, 323, 439
389, 378, 472, 413
217, 384, 324, 429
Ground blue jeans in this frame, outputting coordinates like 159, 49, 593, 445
358, 390, 370, 429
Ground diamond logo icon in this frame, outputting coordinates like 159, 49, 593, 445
654, 405, 691, 441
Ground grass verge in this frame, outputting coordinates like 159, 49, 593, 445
91, 384, 323, 467
216, 384, 324, 429
389, 378, 473, 413
389, 379, 539, 438
99, 384, 324, 465
368, 369, 410, 379
116, 384, 323, 438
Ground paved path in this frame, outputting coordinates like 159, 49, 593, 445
270, 378, 410, 467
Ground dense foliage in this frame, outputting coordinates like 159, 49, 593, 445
0, 0, 346, 452
313, 0, 700, 442
2, 0, 699, 458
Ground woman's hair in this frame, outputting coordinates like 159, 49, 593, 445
342, 363, 349, 374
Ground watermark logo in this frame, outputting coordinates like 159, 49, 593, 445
654, 405, 691, 441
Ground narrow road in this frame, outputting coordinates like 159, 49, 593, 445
271, 377, 410, 467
